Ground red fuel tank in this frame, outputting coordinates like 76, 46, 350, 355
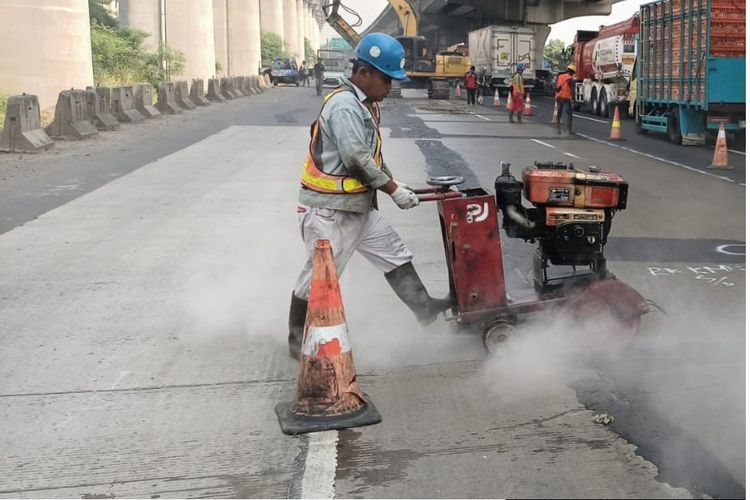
522, 164, 628, 209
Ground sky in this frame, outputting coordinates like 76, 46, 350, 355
320, 0, 644, 46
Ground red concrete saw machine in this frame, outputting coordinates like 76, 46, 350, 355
413, 161, 654, 352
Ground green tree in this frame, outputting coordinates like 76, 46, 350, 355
544, 39, 573, 72
304, 38, 315, 62
144, 43, 186, 84
89, 0, 118, 28
261, 31, 287, 66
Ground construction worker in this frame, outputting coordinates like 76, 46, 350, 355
464, 65, 478, 105
555, 64, 576, 135
299, 61, 309, 87
288, 33, 452, 360
509, 63, 525, 123
313, 58, 325, 96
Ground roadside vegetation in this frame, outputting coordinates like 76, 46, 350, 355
261, 31, 287, 67
88, 0, 184, 88
544, 39, 573, 72
0, 94, 7, 127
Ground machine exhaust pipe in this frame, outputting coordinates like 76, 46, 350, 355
505, 204, 536, 230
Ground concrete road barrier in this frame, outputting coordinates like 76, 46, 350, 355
0, 94, 55, 153
233, 77, 248, 97
190, 79, 211, 106
174, 81, 197, 110
112, 86, 146, 123
85, 87, 120, 131
251, 75, 263, 94
220, 78, 236, 100
263, 74, 272, 88
156, 82, 183, 115
207, 79, 226, 102
134, 84, 161, 119
45, 89, 99, 140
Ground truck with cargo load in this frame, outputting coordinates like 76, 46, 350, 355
571, 16, 640, 118
468, 25, 537, 95
635, 0, 745, 145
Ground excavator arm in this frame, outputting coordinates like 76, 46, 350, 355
322, 0, 361, 47
387, 0, 418, 38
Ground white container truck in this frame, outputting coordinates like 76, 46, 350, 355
468, 25, 536, 95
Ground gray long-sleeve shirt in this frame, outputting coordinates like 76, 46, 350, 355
298, 76, 392, 213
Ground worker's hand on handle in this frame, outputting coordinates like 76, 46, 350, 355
394, 179, 411, 190
390, 185, 420, 209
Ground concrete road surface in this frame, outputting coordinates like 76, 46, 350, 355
0, 85, 743, 498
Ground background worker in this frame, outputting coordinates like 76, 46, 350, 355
288, 33, 451, 360
299, 60, 310, 87
464, 66, 478, 105
555, 64, 576, 134
313, 58, 325, 96
509, 63, 525, 123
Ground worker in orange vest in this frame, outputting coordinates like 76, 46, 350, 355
509, 63, 525, 123
555, 64, 576, 135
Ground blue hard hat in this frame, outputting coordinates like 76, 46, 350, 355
354, 33, 408, 80
516, 63, 525, 72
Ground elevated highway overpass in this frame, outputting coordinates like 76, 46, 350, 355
365, 0, 627, 71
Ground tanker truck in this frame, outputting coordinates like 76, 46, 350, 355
571, 15, 640, 118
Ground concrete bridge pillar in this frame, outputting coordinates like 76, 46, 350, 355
260, 0, 285, 48
297, 0, 306, 61
165, 0, 216, 81
532, 25, 551, 73
283, 0, 300, 59
0, 0, 94, 111
214, 0, 262, 77
119, 0, 160, 51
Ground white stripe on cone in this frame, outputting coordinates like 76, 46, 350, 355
302, 324, 351, 356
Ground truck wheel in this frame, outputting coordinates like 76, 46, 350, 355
668, 108, 682, 145
634, 102, 648, 134
591, 89, 600, 116
272, 78, 278, 86
599, 92, 610, 118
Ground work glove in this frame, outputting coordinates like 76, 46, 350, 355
390, 185, 419, 210
394, 179, 411, 190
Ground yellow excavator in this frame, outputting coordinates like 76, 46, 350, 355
323, 0, 471, 99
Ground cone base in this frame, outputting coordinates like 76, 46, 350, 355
709, 164, 733, 170
609, 137, 625, 141
276, 394, 382, 435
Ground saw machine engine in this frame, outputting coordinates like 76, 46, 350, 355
494, 161, 628, 291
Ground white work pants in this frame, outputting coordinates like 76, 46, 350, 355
293, 206, 413, 300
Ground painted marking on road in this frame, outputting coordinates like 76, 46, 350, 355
472, 113, 491, 121
717, 244, 745, 256
729, 149, 746, 156
422, 93, 429, 97
576, 132, 740, 185
573, 114, 609, 124
530, 139, 556, 149
300, 430, 338, 499
563, 152, 581, 159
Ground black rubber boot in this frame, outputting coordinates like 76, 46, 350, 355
384, 262, 453, 326
288, 292, 307, 361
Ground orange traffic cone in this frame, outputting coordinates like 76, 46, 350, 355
276, 239, 382, 435
522, 93, 534, 116
709, 122, 732, 169
454, 81, 461, 98
493, 88, 500, 106
609, 106, 624, 141
551, 99, 559, 125
505, 91, 512, 111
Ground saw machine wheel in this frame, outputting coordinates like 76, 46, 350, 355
482, 320, 517, 354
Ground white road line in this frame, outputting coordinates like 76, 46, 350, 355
573, 114, 609, 124
563, 152, 582, 159
422, 93, 428, 97
473, 113, 491, 121
300, 430, 338, 499
577, 132, 739, 184
729, 149, 746, 156
530, 139, 556, 149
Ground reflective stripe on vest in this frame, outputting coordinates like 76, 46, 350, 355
556, 73, 573, 100
300, 88, 383, 195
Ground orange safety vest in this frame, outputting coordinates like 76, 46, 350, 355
511, 73, 525, 96
300, 88, 383, 194
555, 73, 573, 100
